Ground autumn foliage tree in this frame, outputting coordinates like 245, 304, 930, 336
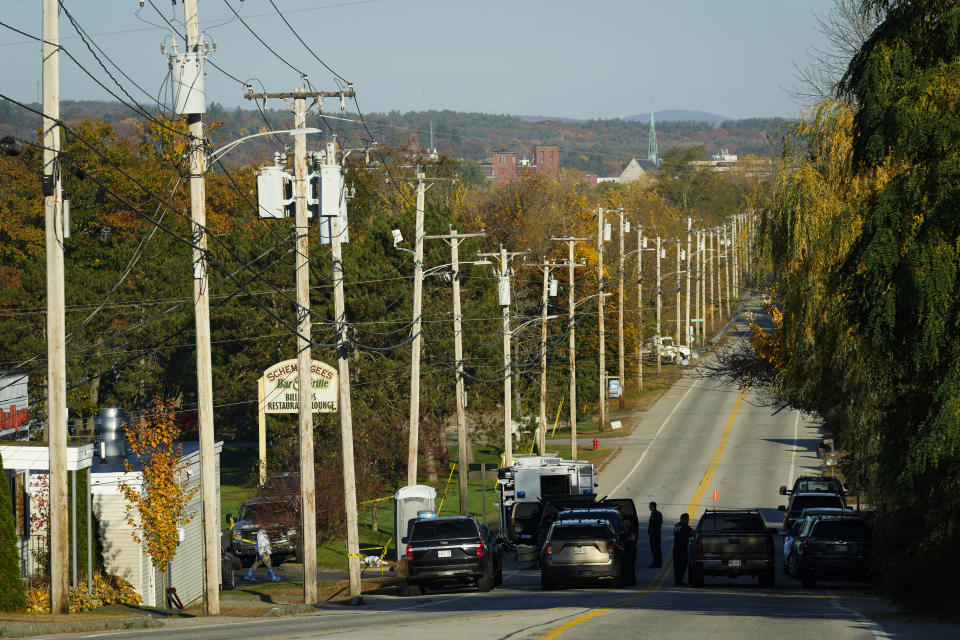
119, 397, 197, 571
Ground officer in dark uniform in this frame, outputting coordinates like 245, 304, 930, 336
672, 513, 693, 585
647, 501, 663, 568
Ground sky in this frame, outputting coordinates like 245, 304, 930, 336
0, 0, 838, 121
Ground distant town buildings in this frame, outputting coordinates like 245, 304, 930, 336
483, 144, 560, 184
691, 148, 739, 171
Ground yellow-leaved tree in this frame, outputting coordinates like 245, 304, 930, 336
119, 397, 198, 571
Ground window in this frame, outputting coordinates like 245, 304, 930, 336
410, 520, 478, 540
549, 525, 611, 541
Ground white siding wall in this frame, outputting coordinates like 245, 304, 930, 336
92, 491, 145, 600
163, 448, 205, 606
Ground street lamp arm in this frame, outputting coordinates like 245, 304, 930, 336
207, 127, 322, 165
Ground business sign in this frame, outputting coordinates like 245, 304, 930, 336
0, 372, 29, 437
261, 359, 338, 414
608, 377, 621, 398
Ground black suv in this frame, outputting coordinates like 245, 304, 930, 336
780, 475, 848, 505
778, 492, 847, 531
793, 515, 871, 588
403, 516, 502, 595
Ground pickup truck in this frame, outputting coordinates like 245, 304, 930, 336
688, 509, 776, 587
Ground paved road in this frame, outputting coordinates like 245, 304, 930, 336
37, 298, 956, 640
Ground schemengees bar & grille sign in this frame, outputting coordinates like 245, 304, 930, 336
260, 359, 338, 413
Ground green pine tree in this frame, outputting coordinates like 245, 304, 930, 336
0, 452, 27, 612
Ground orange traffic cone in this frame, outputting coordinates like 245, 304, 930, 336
713, 488, 718, 501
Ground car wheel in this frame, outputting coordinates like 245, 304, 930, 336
787, 553, 797, 577
229, 554, 243, 571
477, 575, 492, 593
406, 582, 422, 597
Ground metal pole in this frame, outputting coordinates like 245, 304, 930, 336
501, 245, 513, 466
539, 262, 550, 455
182, 0, 220, 614
695, 230, 701, 346
43, 0, 69, 614
597, 209, 606, 433
636, 227, 643, 391
675, 239, 681, 347
451, 232, 469, 515
407, 171, 425, 487
293, 92, 318, 605
567, 242, 578, 460
656, 236, 662, 375
684, 216, 692, 351
328, 141, 362, 598
257, 377, 266, 485
617, 210, 625, 411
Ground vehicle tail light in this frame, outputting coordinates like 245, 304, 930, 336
406, 545, 414, 562
807, 542, 824, 552
609, 542, 617, 555
544, 543, 552, 556
475, 540, 485, 557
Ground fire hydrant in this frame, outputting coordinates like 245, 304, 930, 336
593, 437, 599, 451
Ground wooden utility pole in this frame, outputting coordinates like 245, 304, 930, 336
407, 170, 427, 487
699, 231, 706, 345
42, 0, 68, 614
694, 230, 702, 346
616, 209, 626, 411
425, 228, 486, 515
478, 246, 527, 466
244, 86, 356, 604
551, 237, 587, 460
675, 239, 681, 347
709, 229, 716, 332
656, 236, 662, 375
326, 139, 362, 599
684, 216, 692, 352
636, 227, 644, 391
724, 224, 731, 316
527, 259, 556, 455
597, 208, 607, 433
179, 0, 220, 614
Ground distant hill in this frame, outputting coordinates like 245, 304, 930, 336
626, 110, 732, 125
0, 100, 790, 176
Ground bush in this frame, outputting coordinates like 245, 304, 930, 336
0, 451, 27, 612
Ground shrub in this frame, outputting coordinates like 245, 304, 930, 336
0, 450, 27, 612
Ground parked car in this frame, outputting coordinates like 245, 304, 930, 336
224, 497, 301, 567
403, 516, 502, 595
783, 507, 851, 576
778, 492, 847, 531
549, 504, 638, 585
688, 509, 777, 587
540, 518, 627, 589
793, 515, 871, 587
780, 475, 848, 505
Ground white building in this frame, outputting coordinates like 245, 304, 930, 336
1, 440, 220, 607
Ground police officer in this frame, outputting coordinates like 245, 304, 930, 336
647, 501, 663, 568
672, 513, 693, 585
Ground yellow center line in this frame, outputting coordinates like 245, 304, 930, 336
538, 385, 749, 640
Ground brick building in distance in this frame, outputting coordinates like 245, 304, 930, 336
484, 144, 560, 184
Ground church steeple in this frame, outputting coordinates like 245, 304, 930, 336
647, 108, 659, 166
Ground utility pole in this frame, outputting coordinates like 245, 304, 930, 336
709, 229, 716, 333
407, 169, 427, 487
597, 208, 607, 433
244, 86, 356, 603
732, 216, 740, 304
327, 140, 362, 599
699, 231, 706, 346
42, 0, 68, 614
425, 228, 486, 515
616, 209, 626, 411
724, 224, 731, 316
526, 259, 555, 455
656, 236, 662, 375
176, 0, 221, 614
675, 239, 681, 347
684, 216, 692, 352
636, 227, 644, 391
694, 230, 702, 347
551, 237, 587, 460
478, 246, 527, 466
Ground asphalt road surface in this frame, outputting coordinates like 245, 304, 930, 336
38, 298, 957, 640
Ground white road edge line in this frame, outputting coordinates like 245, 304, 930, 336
607, 377, 700, 497
788, 410, 799, 487
828, 590, 890, 639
